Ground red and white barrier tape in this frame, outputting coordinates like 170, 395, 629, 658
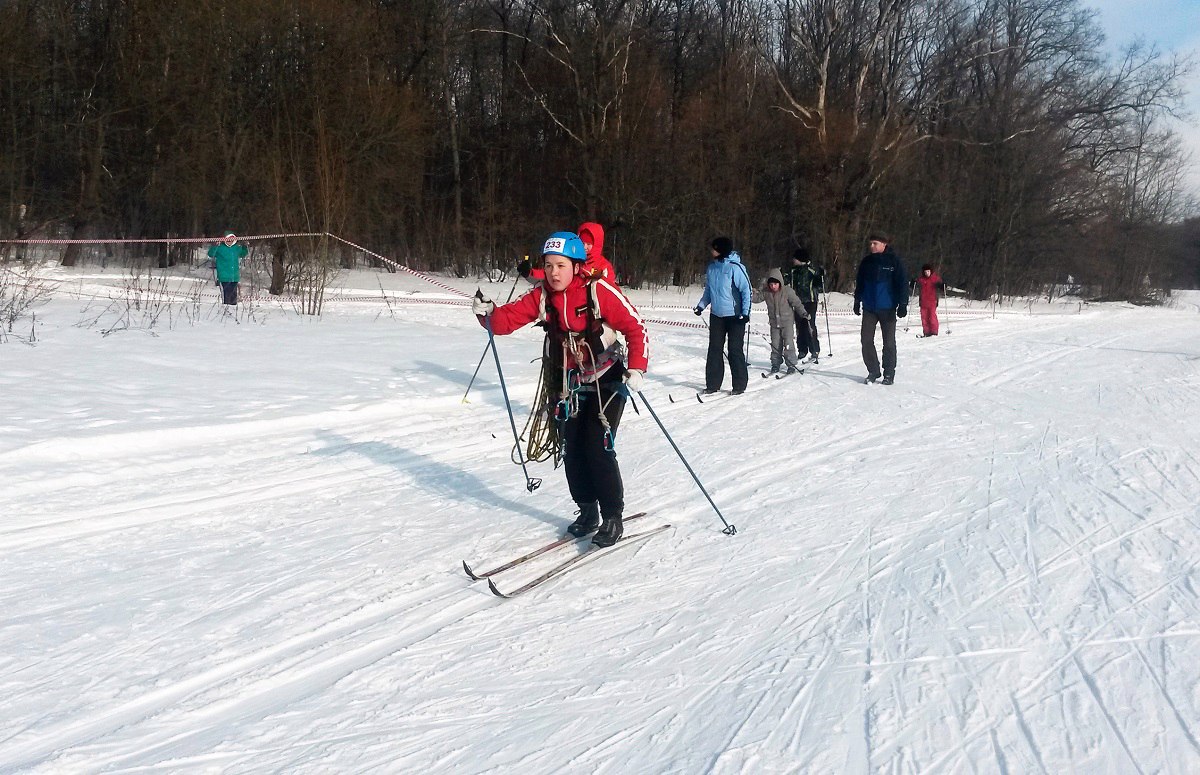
1, 232, 325, 245
323, 233, 471, 299
2, 232, 1081, 317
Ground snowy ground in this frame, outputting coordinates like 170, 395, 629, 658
3, 266, 1200, 773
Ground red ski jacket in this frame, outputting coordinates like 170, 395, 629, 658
915, 273, 943, 308
484, 274, 648, 382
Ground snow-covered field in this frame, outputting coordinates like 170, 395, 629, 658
3, 266, 1200, 773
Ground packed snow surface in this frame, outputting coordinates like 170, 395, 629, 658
3, 268, 1200, 773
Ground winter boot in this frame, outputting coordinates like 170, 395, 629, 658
882, 375, 894, 385
592, 512, 624, 547
566, 502, 601, 537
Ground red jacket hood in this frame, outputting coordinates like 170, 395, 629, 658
577, 222, 605, 261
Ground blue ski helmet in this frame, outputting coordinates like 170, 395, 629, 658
541, 231, 587, 262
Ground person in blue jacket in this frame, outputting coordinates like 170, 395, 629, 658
853, 232, 909, 384
208, 231, 248, 305
694, 236, 752, 394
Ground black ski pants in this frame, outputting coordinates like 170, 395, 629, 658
861, 309, 897, 378
221, 281, 239, 305
563, 384, 627, 519
796, 301, 820, 357
706, 315, 748, 392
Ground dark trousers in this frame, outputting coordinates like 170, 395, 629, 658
861, 309, 897, 378
220, 281, 239, 305
796, 301, 820, 357
563, 385, 627, 518
706, 315, 748, 392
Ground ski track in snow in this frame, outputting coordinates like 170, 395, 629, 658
3, 281, 1200, 773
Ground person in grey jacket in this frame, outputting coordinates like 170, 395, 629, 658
694, 236, 753, 394
752, 268, 809, 374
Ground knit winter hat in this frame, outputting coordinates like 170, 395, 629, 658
711, 236, 734, 257
792, 246, 809, 263
867, 231, 890, 245
922, 263, 933, 272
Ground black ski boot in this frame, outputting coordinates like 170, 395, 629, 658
592, 512, 624, 547
566, 502, 601, 537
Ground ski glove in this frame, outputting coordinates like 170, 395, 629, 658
693, 306, 704, 316
737, 315, 750, 324
853, 302, 861, 316
472, 293, 495, 317
896, 305, 908, 318
516, 258, 532, 279
623, 369, 644, 393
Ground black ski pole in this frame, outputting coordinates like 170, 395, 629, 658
462, 270, 522, 403
634, 391, 736, 535
482, 302, 542, 493
822, 289, 833, 357
941, 282, 951, 335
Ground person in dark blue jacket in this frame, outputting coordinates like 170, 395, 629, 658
853, 232, 909, 384
694, 236, 753, 394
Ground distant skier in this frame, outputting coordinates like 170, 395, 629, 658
853, 232, 908, 385
783, 247, 824, 363
913, 264, 944, 337
517, 222, 617, 285
474, 231, 648, 547
208, 231, 248, 305
752, 268, 809, 375
694, 236, 752, 394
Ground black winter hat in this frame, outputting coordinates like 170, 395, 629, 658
792, 246, 809, 263
711, 236, 734, 257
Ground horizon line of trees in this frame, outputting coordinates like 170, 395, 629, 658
1, 0, 1198, 299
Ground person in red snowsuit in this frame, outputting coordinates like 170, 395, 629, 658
517, 221, 617, 285
475, 231, 648, 547
914, 264, 944, 336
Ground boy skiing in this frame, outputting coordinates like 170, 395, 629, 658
753, 268, 809, 374
783, 247, 823, 363
474, 232, 648, 547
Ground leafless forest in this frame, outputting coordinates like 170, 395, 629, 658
1, 0, 1197, 298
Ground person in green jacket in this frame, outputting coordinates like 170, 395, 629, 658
782, 247, 824, 364
208, 232, 248, 305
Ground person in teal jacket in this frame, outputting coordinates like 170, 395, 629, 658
208, 232, 248, 305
